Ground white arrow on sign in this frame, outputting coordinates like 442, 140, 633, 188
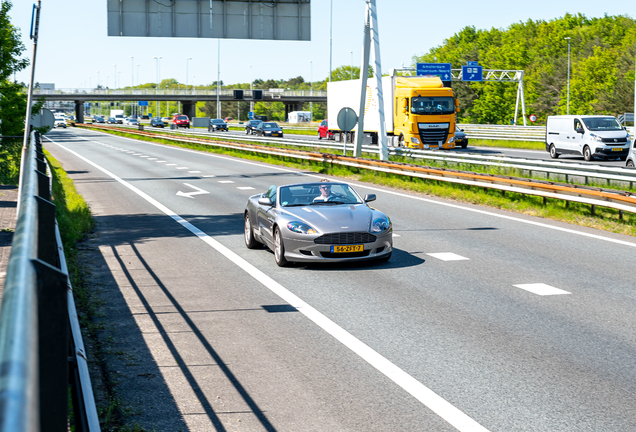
176, 183, 210, 199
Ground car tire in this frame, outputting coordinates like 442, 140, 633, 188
246, 129, 249, 134
274, 227, 289, 267
244, 213, 261, 249
549, 144, 559, 159
583, 146, 593, 162
627, 159, 635, 168
461, 140, 467, 149
318, 132, 322, 140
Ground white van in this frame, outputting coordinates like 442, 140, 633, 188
545, 115, 631, 161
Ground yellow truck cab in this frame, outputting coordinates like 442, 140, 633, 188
393, 76, 459, 149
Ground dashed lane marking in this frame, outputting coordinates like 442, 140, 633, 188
427, 253, 469, 261
514, 283, 571, 296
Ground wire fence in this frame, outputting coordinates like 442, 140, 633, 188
0, 137, 23, 185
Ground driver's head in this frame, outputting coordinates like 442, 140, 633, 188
319, 184, 331, 195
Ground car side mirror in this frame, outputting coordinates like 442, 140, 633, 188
364, 194, 376, 203
576, 127, 584, 134
258, 197, 273, 206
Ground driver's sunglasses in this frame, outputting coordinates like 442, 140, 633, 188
319, 186, 331, 190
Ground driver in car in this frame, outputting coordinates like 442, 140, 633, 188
313, 182, 337, 202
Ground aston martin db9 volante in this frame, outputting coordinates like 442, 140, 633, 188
244, 182, 392, 266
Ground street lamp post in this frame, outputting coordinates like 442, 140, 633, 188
309, 60, 313, 121
186, 57, 192, 93
153, 56, 162, 117
329, 0, 333, 82
217, 39, 221, 119
349, 50, 353, 80
565, 37, 571, 115
113, 64, 117, 88
249, 64, 253, 113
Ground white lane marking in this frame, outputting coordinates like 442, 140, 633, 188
203, 175, 216, 178
80, 129, 636, 249
176, 183, 210, 199
218, 180, 234, 184
427, 253, 469, 261
165, 163, 177, 166
237, 187, 254, 190
48, 136, 491, 432
176, 167, 189, 169
156, 160, 166, 163
393, 234, 401, 237
188, 171, 202, 173
133, 153, 142, 155
514, 283, 571, 296
140, 155, 149, 158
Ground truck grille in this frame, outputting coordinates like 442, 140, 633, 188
418, 128, 449, 146
314, 232, 377, 244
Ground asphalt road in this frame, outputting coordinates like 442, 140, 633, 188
45, 127, 636, 431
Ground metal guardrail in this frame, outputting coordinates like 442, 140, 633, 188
81, 124, 636, 216
33, 88, 328, 98
112, 124, 636, 188
0, 131, 100, 431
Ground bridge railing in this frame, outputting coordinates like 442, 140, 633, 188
32, 88, 328, 98
0, 131, 100, 431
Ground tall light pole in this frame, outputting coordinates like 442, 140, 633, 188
153, 56, 162, 116
329, 0, 333, 82
309, 60, 313, 121
130, 56, 134, 88
349, 50, 353, 80
249, 64, 254, 112
113, 64, 117, 88
97, 71, 100, 88
217, 39, 221, 119
106, 76, 109, 89
186, 57, 192, 93
565, 37, 571, 115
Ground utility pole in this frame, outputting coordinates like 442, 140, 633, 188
565, 37, 571, 115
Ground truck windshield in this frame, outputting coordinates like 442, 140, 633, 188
581, 117, 622, 131
411, 97, 455, 115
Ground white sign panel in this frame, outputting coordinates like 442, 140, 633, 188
107, 0, 311, 41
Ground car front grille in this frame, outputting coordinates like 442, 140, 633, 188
320, 251, 370, 259
601, 137, 628, 145
314, 232, 377, 245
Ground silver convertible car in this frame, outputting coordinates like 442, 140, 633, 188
244, 182, 393, 266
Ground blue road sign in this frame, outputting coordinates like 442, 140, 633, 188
416, 63, 452, 81
467, 61, 479, 66
138, 101, 148, 106
462, 65, 483, 82
248, 111, 255, 119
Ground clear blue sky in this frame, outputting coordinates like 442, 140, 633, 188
8, 0, 635, 89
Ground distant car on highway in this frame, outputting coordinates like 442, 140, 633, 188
140, 115, 150, 120
54, 117, 67, 128
245, 119, 263, 135
627, 138, 636, 168
150, 117, 166, 128
172, 114, 190, 129
244, 181, 393, 266
454, 128, 468, 149
107, 117, 117, 124
318, 119, 333, 140
254, 122, 283, 138
124, 118, 139, 126
92, 115, 105, 124
209, 118, 228, 132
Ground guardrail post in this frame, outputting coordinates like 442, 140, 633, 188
33, 259, 68, 432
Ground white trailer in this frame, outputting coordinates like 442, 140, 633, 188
288, 111, 312, 123
109, 109, 124, 120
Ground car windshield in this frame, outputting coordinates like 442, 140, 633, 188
177, 116, 187, 120
212, 119, 224, 123
581, 117, 622, 131
411, 97, 455, 115
278, 183, 364, 207
263, 123, 278, 129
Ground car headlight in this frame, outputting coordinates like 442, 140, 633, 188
287, 221, 317, 234
410, 137, 421, 144
448, 136, 455, 143
371, 217, 391, 233
590, 133, 603, 142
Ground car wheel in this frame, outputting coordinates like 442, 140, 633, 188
244, 213, 261, 249
583, 146, 592, 162
246, 129, 250, 134
461, 140, 467, 149
627, 159, 635, 168
318, 132, 322, 140
549, 144, 559, 159
274, 227, 289, 267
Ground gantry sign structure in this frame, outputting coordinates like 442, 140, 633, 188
107, 0, 311, 41
451, 69, 528, 126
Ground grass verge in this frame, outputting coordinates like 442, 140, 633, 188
78, 125, 636, 237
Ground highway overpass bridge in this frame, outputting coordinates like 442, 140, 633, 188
33, 88, 327, 122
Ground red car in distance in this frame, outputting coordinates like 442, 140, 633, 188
172, 114, 190, 129
318, 119, 333, 140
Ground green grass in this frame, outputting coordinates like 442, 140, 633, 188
77, 125, 636, 237
468, 138, 545, 150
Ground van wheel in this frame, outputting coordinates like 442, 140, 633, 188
549, 144, 559, 159
583, 146, 593, 162
627, 159, 635, 168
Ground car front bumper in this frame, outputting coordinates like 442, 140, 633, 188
281, 231, 393, 263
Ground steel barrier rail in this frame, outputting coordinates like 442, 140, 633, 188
84, 124, 636, 187
0, 131, 100, 432
79, 125, 636, 215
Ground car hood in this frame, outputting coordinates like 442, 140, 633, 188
282, 204, 373, 233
